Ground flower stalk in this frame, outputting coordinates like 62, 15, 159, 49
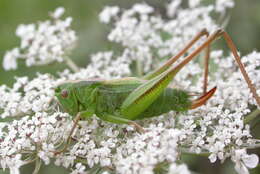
64, 56, 80, 72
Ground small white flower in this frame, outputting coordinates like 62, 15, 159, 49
3, 48, 20, 70
52, 7, 65, 18
215, 0, 234, 13
232, 149, 259, 174
99, 6, 120, 23
169, 163, 191, 174
132, 3, 154, 14
166, 0, 181, 17
71, 163, 86, 174
242, 154, 259, 169
209, 154, 217, 163
189, 0, 201, 8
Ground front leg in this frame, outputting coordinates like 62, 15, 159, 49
54, 110, 93, 155
97, 113, 145, 133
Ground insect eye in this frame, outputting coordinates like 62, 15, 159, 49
61, 90, 69, 98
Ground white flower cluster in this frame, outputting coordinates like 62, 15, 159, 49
0, 74, 57, 118
58, 51, 131, 81
173, 50, 260, 174
215, 0, 235, 13
54, 115, 189, 174
0, 110, 70, 172
114, 123, 183, 174
2, 7, 77, 70
99, 1, 219, 74
1, 1, 259, 174
187, 0, 234, 13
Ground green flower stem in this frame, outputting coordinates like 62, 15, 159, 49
244, 109, 260, 124
242, 141, 260, 149
180, 147, 210, 157
136, 59, 143, 77
32, 157, 42, 174
64, 56, 80, 72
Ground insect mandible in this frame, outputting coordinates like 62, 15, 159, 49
54, 29, 260, 154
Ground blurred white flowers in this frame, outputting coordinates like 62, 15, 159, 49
1, 1, 259, 174
215, 0, 235, 13
232, 149, 259, 174
3, 7, 77, 70
99, 6, 120, 24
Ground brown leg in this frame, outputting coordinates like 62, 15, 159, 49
143, 28, 211, 95
144, 29, 210, 80
54, 112, 81, 155
128, 121, 146, 133
222, 32, 260, 106
173, 29, 260, 107
203, 42, 210, 94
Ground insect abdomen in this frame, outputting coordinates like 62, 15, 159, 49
137, 88, 191, 119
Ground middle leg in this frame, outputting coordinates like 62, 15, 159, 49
97, 113, 146, 133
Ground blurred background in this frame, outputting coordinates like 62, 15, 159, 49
0, 0, 259, 173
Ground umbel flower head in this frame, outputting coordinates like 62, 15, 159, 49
0, 1, 259, 174
3, 7, 77, 70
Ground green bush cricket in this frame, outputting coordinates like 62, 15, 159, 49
54, 29, 260, 154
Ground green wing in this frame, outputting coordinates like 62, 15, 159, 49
120, 67, 180, 120
103, 77, 145, 85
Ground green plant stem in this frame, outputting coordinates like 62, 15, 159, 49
32, 157, 41, 174
243, 143, 260, 149
180, 147, 210, 157
64, 56, 80, 72
244, 109, 260, 124
136, 59, 143, 77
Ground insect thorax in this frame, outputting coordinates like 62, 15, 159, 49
95, 83, 139, 116
73, 80, 102, 111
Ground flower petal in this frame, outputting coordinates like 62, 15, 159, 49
243, 154, 259, 169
